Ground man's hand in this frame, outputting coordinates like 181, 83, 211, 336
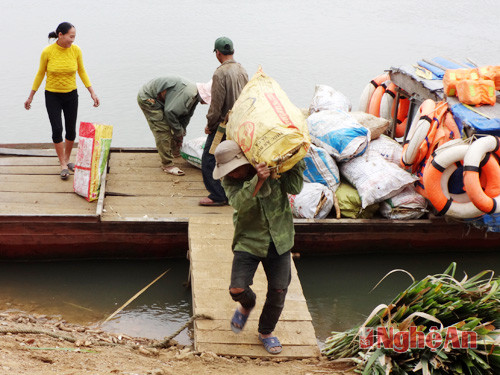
252, 162, 270, 197
204, 126, 212, 135
255, 162, 270, 181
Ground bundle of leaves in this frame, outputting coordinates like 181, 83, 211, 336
322, 263, 500, 374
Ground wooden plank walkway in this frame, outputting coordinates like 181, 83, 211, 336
188, 216, 320, 358
102, 152, 233, 221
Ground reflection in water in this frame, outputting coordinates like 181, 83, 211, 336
0, 252, 498, 347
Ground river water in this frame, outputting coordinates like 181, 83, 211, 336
1, 254, 498, 346
2, 0, 500, 146
1, 0, 499, 347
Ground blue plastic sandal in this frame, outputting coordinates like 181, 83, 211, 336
259, 334, 282, 354
230, 308, 249, 334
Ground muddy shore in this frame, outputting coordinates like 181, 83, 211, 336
0, 310, 355, 375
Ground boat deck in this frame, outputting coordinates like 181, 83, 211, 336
0, 149, 231, 220
0, 149, 97, 218
188, 216, 320, 358
102, 152, 232, 221
1, 147, 499, 260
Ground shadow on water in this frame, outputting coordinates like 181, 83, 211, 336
0, 252, 498, 347
295, 251, 500, 348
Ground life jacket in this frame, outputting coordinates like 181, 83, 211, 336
400, 101, 460, 196
456, 79, 496, 106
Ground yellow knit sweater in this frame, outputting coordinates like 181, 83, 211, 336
32, 43, 92, 93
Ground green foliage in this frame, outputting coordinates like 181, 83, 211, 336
322, 263, 500, 375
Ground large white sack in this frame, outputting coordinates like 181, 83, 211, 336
380, 185, 427, 220
340, 151, 418, 208
309, 84, 352, 113
180, 136, 206, 169
307, 110, 370, 162
288, 182, 334, 219
368, 134, 403, 165
303, 145, 340, 192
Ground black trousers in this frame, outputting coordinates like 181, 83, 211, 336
45, 89, 79, 143
229, 243, 292, 335
201, 131, 227, 202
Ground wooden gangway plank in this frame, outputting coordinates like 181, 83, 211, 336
188, 216, 320, 358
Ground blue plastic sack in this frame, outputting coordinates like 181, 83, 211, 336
307, 110, 370, 162
303, 144, 340, 192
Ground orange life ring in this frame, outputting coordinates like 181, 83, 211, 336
463, 136, 500, 214
391, 97, 409, 122
423, 143, 483, 218
359, 73, 389, 112
380, 82, 397, 120
401, 99, 437, 168
392, 97, 410, 138
368, 81, 388, 117
395, 118, 407, 138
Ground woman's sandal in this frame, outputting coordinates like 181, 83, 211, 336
67, 163, 75, 172
259, 334, 283, 354
162, 166, 185, 176
60, 169, 70, 180
230, 308, 250, 334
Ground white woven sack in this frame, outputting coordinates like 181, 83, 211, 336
368, 134, 403, 165
288, 182, 334, 219
309, 84, 352, 114
340, 152, 418, 208
380, 185, 427, 220
303, 145, 340, 192
307, 110, 370, 162
180, 136, 206, 169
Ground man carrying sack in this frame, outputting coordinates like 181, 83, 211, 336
212, 140, 305, 354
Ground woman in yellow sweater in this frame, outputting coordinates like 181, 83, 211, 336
24, 22, 100, 180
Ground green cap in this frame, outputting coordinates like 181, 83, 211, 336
213, 36, 234, 55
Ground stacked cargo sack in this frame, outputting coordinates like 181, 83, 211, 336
340, 139, 418, 209
307, 109, 370, 162
302, 144, 340, 192
309, 84, 352, 114
370, 135, 427, 219
288, 182, 334, 219
304, 85, 372, 218
335, 181, 379, 219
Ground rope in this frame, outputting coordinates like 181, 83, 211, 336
151, 314, 213, 348
0, 326, 76, 343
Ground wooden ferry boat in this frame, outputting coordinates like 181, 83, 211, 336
0, 145, 498, 261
